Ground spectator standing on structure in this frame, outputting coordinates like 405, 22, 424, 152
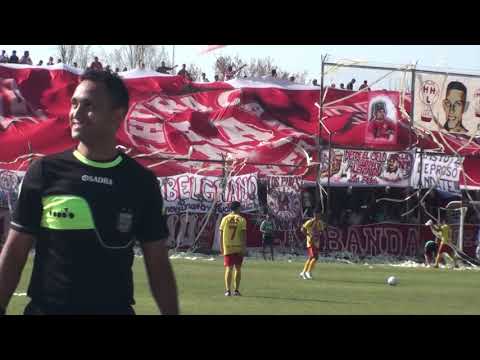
359, 80, 370, 91
19, 51, 32, 65
46, 57, 55, 66
156, 61, 177, 74
177, 64, 192, 80
347, 78, 356, 90
200, 73, 209, 82
8, 51, 19, 64
0, 50, 9, 63
224, 65, 246, 81
90, 56, 103, 71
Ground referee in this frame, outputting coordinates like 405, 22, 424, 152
0, 70, 178, 315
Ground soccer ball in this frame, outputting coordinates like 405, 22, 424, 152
387, 276, 398, 286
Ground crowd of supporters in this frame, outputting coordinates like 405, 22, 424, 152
1, 50, 378, 90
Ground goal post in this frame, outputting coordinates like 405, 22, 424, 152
439, 201, 468, 252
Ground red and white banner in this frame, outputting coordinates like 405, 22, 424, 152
2, 64, 480, 189
322, 89, 410, 151
323, 87, 480, 188
0, 64, 319, 182
319, 149, 413, 187
323, 87, 480, 157
266, 175, 303, 231
164, 216, 478, 259
320, 223, 477, 258
160, 172, 259, 215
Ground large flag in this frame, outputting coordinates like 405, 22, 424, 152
0, 64, 319, 182
2, 64, 480, 189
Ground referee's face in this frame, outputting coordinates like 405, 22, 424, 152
69, 80, 120, 144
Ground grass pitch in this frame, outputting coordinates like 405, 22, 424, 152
7, 255, 480, 315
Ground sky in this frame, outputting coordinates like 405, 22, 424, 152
2, 45, 480, 88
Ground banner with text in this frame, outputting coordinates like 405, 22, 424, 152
319, 149, 413, 187
267, 175, 303, 231
411, 153, 464, 192
160, 172, 259, 215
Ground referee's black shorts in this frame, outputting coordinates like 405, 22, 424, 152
24, 300, 136, 315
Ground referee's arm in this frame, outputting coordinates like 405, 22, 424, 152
0, 229, 35, 314
141, 240, 179, 315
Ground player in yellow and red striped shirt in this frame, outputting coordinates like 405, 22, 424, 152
219, 201, 247, 296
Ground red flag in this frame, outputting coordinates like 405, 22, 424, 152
198, 45, 227, 54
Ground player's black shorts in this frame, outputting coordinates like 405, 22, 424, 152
262, 235, 274, 246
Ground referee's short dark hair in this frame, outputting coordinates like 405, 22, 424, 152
231, 201, 241, 211
81, 69, 130, 111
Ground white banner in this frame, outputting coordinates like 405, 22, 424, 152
414, 72, 480, 136
319, 149, 413, 187
159, 172, 259, 215
411, 153, 464, 192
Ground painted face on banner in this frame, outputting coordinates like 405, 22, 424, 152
387, 157, 399, 173
332, 152, 343, 174
442, 88, 467, 132
375, 108, 386, 121
365, 95, 399, 145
